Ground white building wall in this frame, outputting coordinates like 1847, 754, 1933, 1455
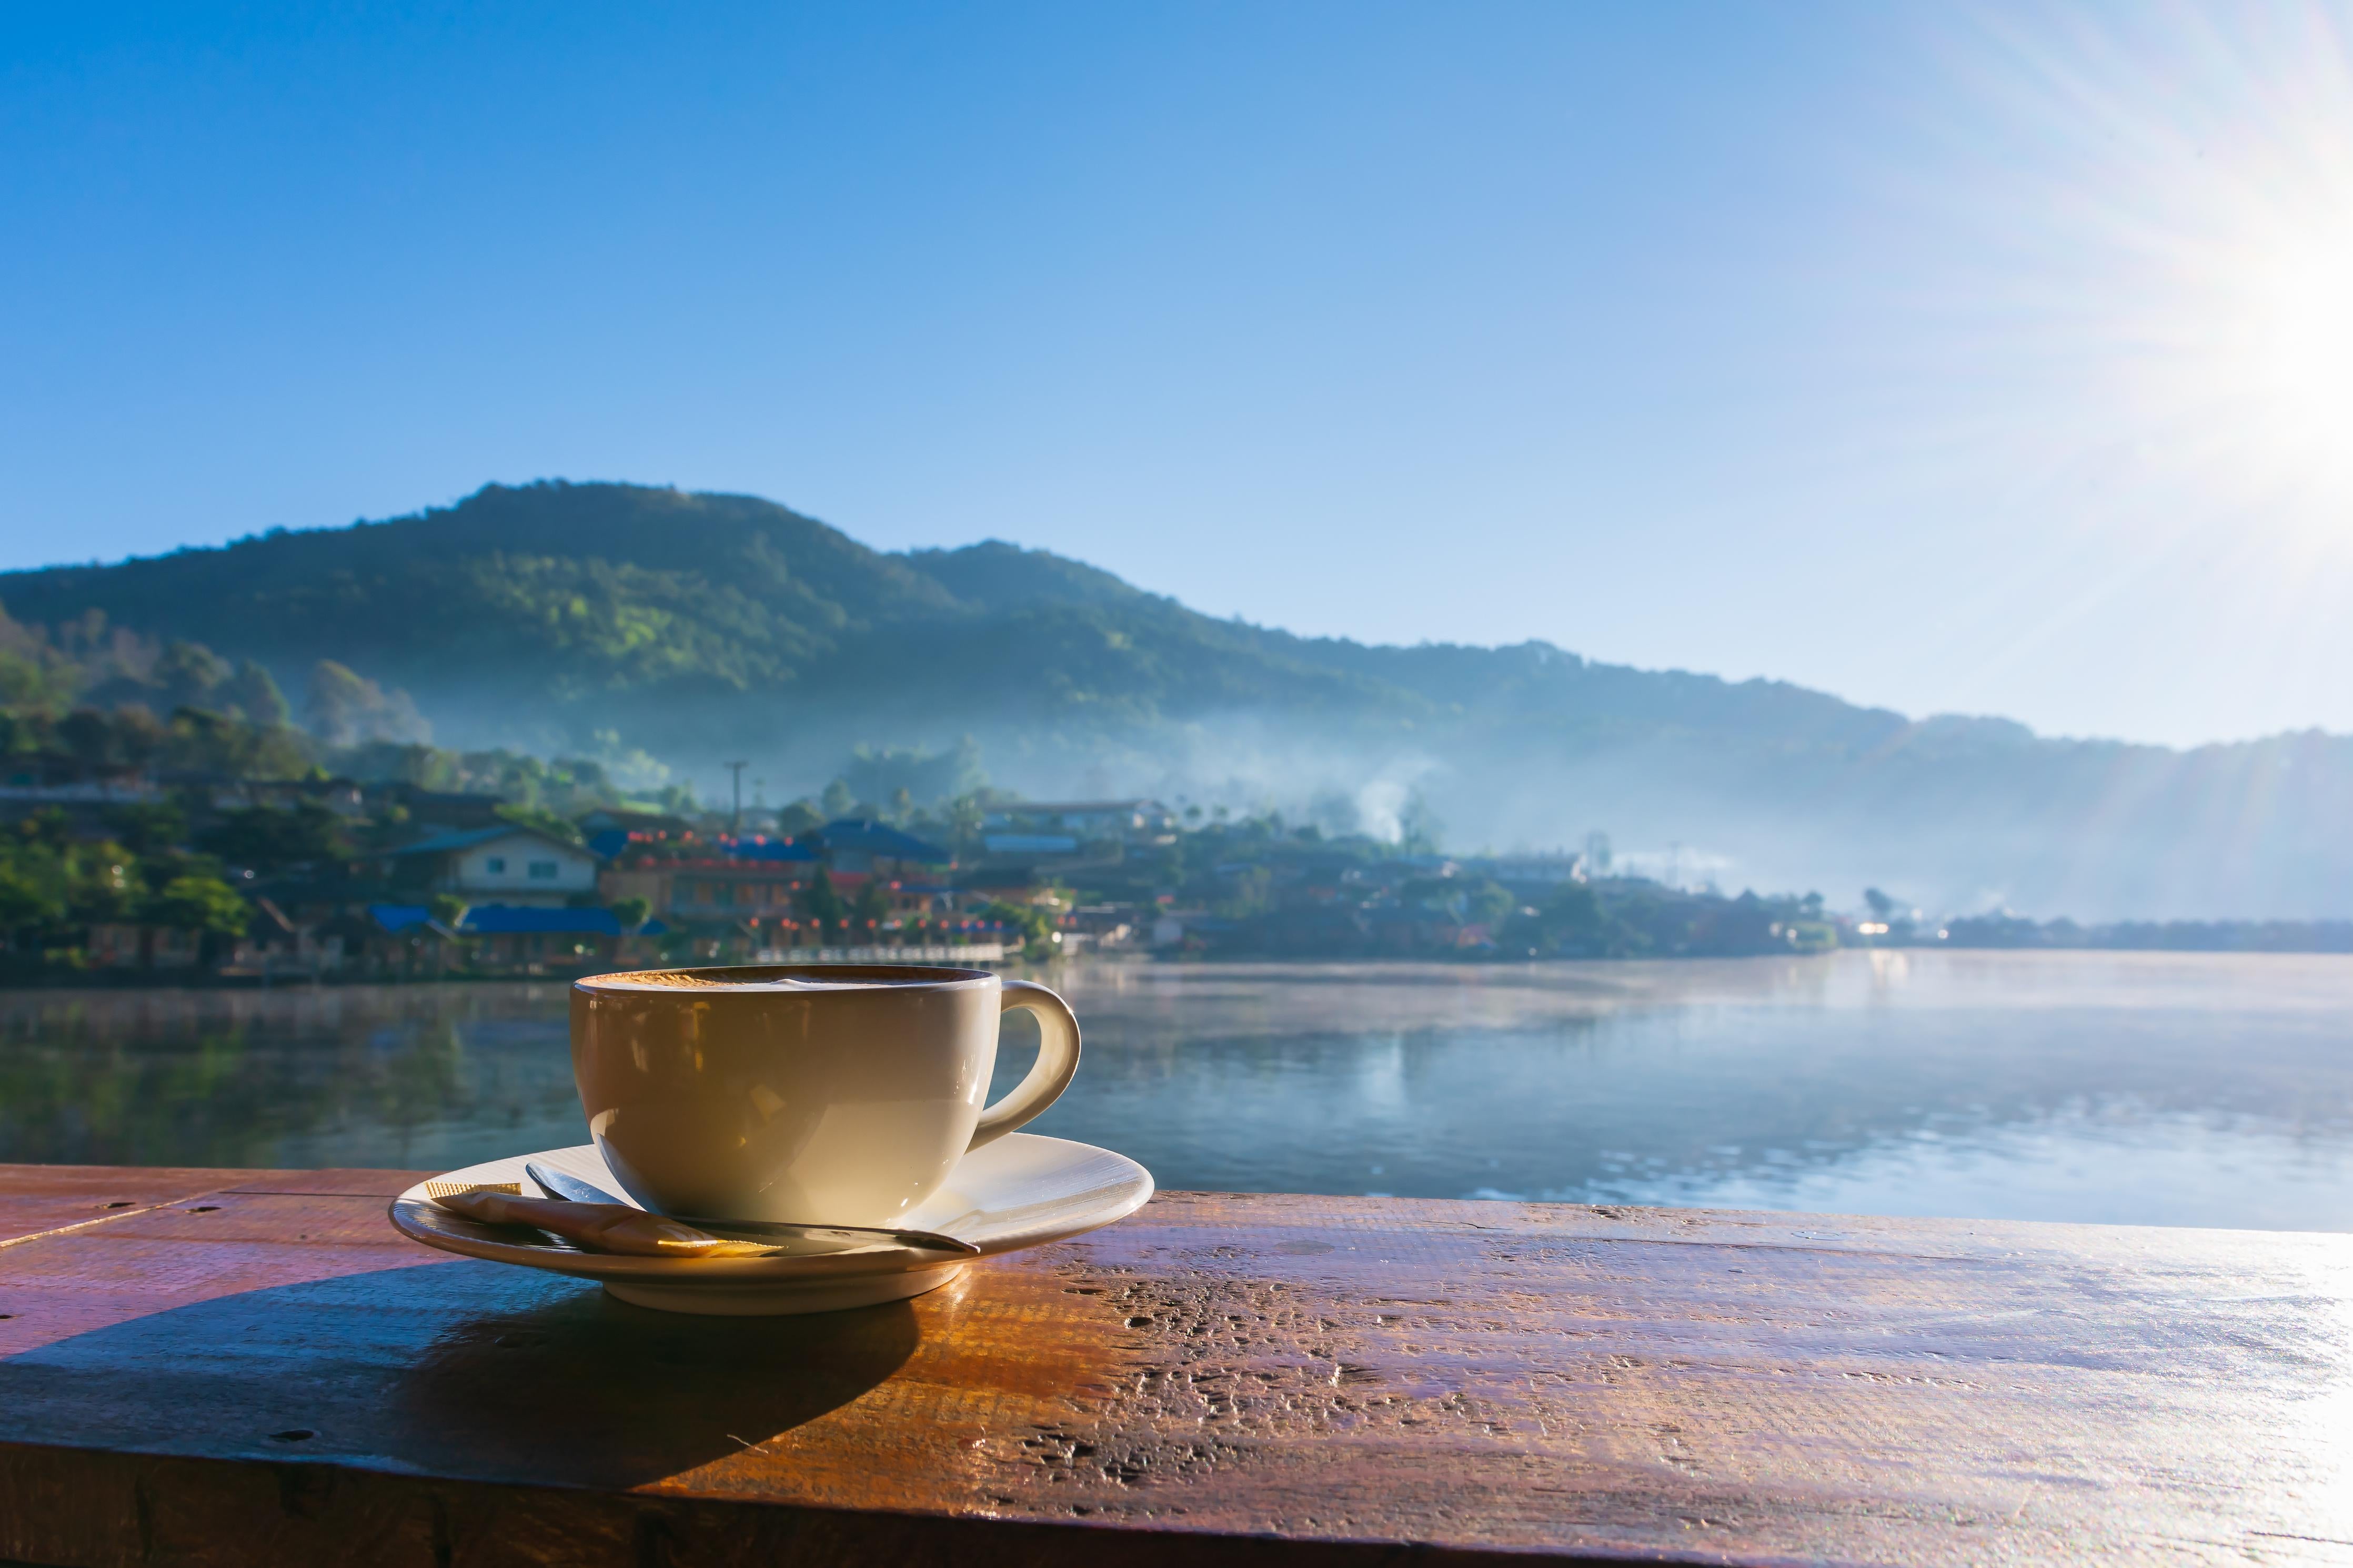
445, 833, 600, 902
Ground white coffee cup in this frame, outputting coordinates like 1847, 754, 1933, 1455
569, 964, 1081, 1225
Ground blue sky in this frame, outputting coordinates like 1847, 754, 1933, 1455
6, 2, 2352, 748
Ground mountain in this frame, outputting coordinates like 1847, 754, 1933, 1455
6, 479, 2350, 919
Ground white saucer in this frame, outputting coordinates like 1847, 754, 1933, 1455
388, 1133, 1153, 1316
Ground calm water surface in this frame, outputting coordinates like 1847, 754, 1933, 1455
4, 950, 2349, 1230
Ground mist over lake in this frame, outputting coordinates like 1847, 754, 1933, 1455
11, 950, 2349, 1232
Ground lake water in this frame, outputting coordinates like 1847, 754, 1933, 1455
4, 950, 2349, 1231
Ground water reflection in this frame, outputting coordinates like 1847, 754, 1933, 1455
1029, 951, 2353, 1229
0, 986, 583, 1172
4, 952, 2350, 1230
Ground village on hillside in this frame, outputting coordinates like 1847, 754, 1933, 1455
0, 744, 1874, 983
6, 692, 2342, 984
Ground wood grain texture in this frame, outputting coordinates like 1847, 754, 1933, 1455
0, 1165, 283, 1248
1, 1167, 2350, 1566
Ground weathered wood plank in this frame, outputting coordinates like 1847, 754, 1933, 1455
0, 1164, 279, 1248
1, 1171, 2349, 1566
220, 1170, 421, 1199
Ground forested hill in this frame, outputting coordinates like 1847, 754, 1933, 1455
0, 480, 1893, 749
6, 480, 2349, 919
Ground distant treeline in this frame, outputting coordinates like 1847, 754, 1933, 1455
1937, 914, 2353, 954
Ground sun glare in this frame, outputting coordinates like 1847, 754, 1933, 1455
2212, 214, 2353, 491
2250, 228, 2353, 430
2134, 120, 2353, 516
1949, 5, 2353, 530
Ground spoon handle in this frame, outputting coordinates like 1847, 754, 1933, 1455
523, 1160, 980, 1256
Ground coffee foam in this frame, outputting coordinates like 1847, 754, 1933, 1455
601, 970, 789, 988
585, 968, 968, 991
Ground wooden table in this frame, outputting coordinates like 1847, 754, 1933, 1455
1, 1164, 2349, 1566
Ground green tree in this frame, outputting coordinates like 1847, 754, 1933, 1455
221, 660, 291, 727
493, 803, 586, 844
1503, 881, 1625, 956
1459, 877, 1514, 927
1216, 866, 1276, 918
427, 894, 470, 929
15, 808, 72, 851
850, 877, 891, 929
802, 868, 847, 936
197, 804, 348, 874
819, 778, 856, 819
103, 802, 188, 857
57, 707, 121, 770
841, 737, 987, 808
152, 641, 230, 714
66, 842, 143, 925
304, 660, 430, 745
144, 875, 249, 936
976, 898, 1048, 943
161, 706, 308, 778
1863, 887, 1896, 921
944, 792, 987, 848
776, 800, 824, 836
0, 864, 53, 940
0, 646, 69, 711
610, 895, 651, 931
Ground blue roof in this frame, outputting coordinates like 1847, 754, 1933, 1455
820, 819, 953, 863
367, 903, 662, 937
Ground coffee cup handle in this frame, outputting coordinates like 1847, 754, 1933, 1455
970, 979, 1082, 1150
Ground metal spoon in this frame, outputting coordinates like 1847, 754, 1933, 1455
522, 1161, 979, 1256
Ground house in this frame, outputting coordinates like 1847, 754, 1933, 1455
1474, 853, 1586, 891
380, 826, 601, 907
578, 807, 695, 837
982, 833, 1081, 856
319, 905, 464, 979
225, 897, 344, 977
814, 820, 955, 878
581, 808, 698, 860
597, 826, 958, 934
957, 865, 1054, 908
196, 774, 367, 817
250, 872, 408, 928
1066, 903, 1140, 948
0, 776, 159, 836
457, 904, 666, 973
980, 800, 1175, 845
87, 922, 203, 970
369, 785, 509, 834
602, 838, 819, 924
808, 870, 958, 923
882, 881, 959, 917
